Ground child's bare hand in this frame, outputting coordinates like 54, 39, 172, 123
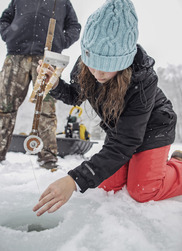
33, 175, 76, 216
37, 60, 59, 88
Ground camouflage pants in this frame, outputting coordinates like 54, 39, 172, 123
0, 55, 58, 163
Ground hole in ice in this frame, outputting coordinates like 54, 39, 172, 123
1, 213, 61, 232
0, 193, 64, 233
2, 220, 60, 232
12, 223, 58, 232
27, 224, 48, 232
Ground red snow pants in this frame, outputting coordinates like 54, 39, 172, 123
98, 145, 182, 202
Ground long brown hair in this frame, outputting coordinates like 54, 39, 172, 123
78, 61, 132, 125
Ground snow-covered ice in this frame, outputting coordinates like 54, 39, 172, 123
0, 142, 182, 251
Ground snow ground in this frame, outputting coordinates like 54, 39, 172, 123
0, 142, 182, 251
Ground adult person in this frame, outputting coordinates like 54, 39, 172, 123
0, 0, 81, 169
33, 0, 182, 216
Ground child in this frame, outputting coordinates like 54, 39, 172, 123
33, 0, 182, 216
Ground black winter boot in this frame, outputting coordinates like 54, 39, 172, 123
171, 150, 182, 161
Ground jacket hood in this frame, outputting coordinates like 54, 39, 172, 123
131, 44, 155, 82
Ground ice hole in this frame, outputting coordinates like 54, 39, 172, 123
1, 212, 61, 232
3, 222, 59, 232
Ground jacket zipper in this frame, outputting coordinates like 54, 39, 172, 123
30, 0, 42, 54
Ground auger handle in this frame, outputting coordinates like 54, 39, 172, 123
29, 18, 56, 103
45, 18, 56, 50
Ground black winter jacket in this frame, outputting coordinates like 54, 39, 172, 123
0, 0, 81, 55
50, 45, 177, 193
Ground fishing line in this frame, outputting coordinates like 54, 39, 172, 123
26, 152, 41, 196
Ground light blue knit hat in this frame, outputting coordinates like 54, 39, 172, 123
81, 0, 139, 72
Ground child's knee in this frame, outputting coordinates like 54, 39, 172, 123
127, 183, 159, 203
128, 189, 145, 202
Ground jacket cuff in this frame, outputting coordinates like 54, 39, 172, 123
68, 168, 89, 193
49, 79, 64, 99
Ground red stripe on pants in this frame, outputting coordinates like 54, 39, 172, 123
98, 145, 182, 202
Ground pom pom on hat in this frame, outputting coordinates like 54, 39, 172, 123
81, 0, 139, 72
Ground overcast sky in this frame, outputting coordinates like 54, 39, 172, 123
133, 0, 182, 67
0, 0, 182, 69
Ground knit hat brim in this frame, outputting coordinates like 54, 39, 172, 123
81, 43, 137, 72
